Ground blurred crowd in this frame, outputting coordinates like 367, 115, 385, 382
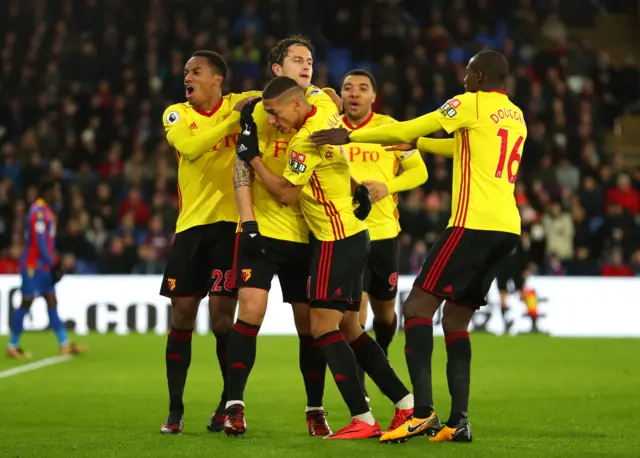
0, 0, 639, 277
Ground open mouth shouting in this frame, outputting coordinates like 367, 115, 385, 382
185, 84, 195, 98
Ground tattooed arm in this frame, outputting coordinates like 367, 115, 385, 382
234, 157, 257, 223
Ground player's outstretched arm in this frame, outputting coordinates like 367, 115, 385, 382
385, 138, 455, 158
416, 138, 455, 158
233, 157, 256, 223
309, 111, 443, 146
165, 96, 259, 161
248, 157, 302, 206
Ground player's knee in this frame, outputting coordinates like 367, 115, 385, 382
338, 312, 363, 343
209, 295, 238, 333
211, 314, 234, 334
308, 305, 341, 339
171, 297, 199, 328
402, 292, 421, 319
291, 302, 311, 335
44, 293, 57, 308
19, 299, 33, 311
370, 297, 396, 322
442, 302, 473, 335
237, 301, 266, 327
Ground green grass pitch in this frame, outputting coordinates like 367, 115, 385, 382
1, 333, 639, 457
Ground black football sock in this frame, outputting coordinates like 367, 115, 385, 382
166, 326, 193, 415
356, 364, 367, 398
316, 330, 369, 416
225, 320, 260, 403
404, 317, 435, 418
214, 331, 229, 413
372, 311, 397, 356
445, 330, 471, 426
298, 334, 326, 407
356, 325, 367, 398
350, 332, 409, 404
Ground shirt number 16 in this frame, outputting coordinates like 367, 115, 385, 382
495, 128, 524, 184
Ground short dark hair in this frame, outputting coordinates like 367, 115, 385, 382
39, 179, 56, 196
262, 76, 303, 100
268, 35, 313, 75
471, 50, 509, 84
191, 50, 228, 81
342, 69, 377, 92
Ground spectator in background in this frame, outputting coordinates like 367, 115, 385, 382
0, 243, 21, 273
100, 237, 136, 274
145, 214, 171, 258
555, 157, 580, 194
542, 202, 575, 261
600, 248, 634, 276
119, 188, 150, 228
605, 174, 640, 215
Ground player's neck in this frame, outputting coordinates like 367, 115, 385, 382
194, 91, 222, 113
296, 103, 315, 129
481, 85, 505, 93
345, 110, 373, 129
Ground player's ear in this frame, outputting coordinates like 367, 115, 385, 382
271, 64, 282, 77
213, 74, 224, 86
371, 92, 377, 104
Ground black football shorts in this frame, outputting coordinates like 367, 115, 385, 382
308, 230, 370, 313
160, 222, 238, 298
414, 226, 519, 308
233, 235, 311, 304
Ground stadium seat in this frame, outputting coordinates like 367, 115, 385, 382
326, 48, 352, 81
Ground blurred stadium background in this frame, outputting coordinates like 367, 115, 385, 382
1, 1, 640, 457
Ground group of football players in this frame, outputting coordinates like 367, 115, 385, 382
157, 32, 527, 445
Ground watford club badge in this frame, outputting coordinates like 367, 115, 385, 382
167, 278, 176, 291
241, 269, 252, 282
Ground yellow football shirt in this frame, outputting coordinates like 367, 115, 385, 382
251, 86, 340, 243
283, 104, 367, 242
162, 90, 260, 233
433, 91, 526, 235
343, 112, 426, 241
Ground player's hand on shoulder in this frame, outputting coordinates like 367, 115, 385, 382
322, 88, 343, 113
234, 96, 261, 114
309, 127, 351, 146
384, 139, 417, 152
352, 183, 372, 221
363, 180, 388, 203
240, 221, 265, 257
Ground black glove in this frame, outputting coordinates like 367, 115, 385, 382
240, 97, 262, 125
51, 261, 64, 284
236, 97, 262, 163
236, 119, 261, 163
353, 184, 372, 221
240, 221, 265, 257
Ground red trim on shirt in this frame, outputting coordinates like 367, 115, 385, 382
309, 172, 346, 240
192, 97, 223, 117
302, 105, 318, 124
341, 111, 374, 130
488, 90, 506, 95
